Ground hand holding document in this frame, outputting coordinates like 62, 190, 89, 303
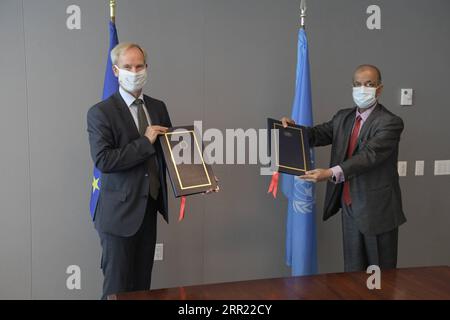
159, 125, 219, 198
267, 118, 312, 176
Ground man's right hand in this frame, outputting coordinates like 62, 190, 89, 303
281, 117, 296, 128
145, 125, 169, 144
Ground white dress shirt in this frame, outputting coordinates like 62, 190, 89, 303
119, 87, 152, 132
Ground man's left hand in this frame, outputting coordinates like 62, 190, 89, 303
300, 169, 333, 183
204, 176, 220, 195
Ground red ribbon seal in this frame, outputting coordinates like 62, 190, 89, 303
178, 196, 187, 222
267, 172, 280, 198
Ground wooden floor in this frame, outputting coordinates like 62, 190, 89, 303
108, 266, 450, 300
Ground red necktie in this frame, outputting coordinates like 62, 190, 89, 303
343, 116, 362, 206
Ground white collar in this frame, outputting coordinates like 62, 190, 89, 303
119, 86, 144, 108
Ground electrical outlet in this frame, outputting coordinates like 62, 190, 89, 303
154, 243, 163, 261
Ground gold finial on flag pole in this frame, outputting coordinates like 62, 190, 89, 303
110, 0, 116, 23
300, 0, 307, 29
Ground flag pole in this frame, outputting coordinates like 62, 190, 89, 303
300, 0, 306, 29
110, 0, 116, 24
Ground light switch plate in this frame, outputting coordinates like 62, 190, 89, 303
401, 89, 413, 106
415, 161, 424, 176
398, 161, 407, 177
434, 160, 450, 175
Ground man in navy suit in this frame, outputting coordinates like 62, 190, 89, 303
87, 43, 171, 299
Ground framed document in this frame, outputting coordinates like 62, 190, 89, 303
159, 125, 218, 197
267, 118, 312, 176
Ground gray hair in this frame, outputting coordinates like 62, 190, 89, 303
110, 42, 147, 66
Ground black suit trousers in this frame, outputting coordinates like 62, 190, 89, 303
99, 197, 158, 300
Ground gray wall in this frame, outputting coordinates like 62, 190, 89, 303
0, 0, 448, 299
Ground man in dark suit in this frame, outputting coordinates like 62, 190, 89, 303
87, 43, 171, 299
282, 65, 406, 272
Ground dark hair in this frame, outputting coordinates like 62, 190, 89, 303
353, 64, 382, 84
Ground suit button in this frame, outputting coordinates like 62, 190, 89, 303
145, 174, 149, 177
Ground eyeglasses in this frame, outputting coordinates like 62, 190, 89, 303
352, 81, 380, 88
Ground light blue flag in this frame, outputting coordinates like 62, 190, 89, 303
281, 28, 318, 276
89, 21, 119, 219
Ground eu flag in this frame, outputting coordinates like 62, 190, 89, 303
90, 21, 119, 218
281, 29, 318, 276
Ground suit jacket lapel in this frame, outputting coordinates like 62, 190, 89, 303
355, 104, 381, 152
358, 104, 380, 139
143, 95, 161, 126
113, 92, 140, 140
340, 108, 357, 162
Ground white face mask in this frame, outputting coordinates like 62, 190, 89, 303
115, 66, 147, 93
352, 86, 377, 109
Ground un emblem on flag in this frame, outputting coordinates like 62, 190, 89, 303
292, 177, 315, 214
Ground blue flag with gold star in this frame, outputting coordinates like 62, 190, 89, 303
90, 20, 119, 218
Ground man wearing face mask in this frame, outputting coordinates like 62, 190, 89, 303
87, 43, 171, 299
281, 64, 406, 272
